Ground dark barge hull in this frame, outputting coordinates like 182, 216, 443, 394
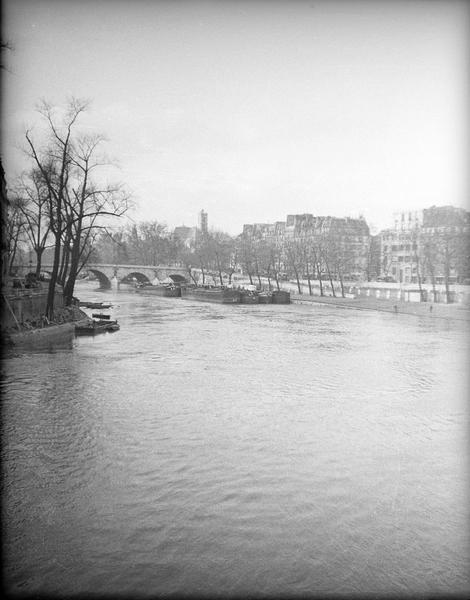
258, 293, 273, 304
272, 290, 291, 304
181, 287, 241, 304
79, 301, 112, 309
240, 292, 259, 304
135, 285, 181, 297
75, 319, 120, 335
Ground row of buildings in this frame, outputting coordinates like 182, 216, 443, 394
148, 204, 469, 285
242, 205, 470, 284
242, 214, 371, 280
380, 206, 470, 284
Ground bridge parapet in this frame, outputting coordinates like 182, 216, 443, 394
13, 263, 189, 288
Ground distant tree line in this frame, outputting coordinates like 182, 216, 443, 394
91, 219, 375, 297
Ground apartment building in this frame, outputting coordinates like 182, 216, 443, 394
242, 213, 370, 278
379, 206, 470, 284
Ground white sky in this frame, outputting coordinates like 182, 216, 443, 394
2, 0, 469, 235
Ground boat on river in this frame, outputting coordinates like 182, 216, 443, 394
239, 290, 259, 304
272, 290, 291, 304
75, 318, 120, 335
181, 285, 241, 304
134, 283, 181, 297
258, 291, 273, 304
79, 301, 113, 309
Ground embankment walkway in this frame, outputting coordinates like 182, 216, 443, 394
290, 293, 470, 322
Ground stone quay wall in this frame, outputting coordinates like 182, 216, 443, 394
1, 288, 64, 330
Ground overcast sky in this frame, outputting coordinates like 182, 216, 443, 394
2, 0, 469, 235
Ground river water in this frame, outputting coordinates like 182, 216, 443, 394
2, 282, 469, 597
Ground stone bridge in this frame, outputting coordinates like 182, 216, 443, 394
35, 263, 189, 289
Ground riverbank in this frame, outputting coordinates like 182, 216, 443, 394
291, 293, 470, 321
4, 321, 76, 352
1, 304, 90, 351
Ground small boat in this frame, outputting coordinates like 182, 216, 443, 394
134, 283, 181, 297
79, 301, 113, 309
271, 290, 291, 304
181, 285, 241, 304
75, 318, 120, 335
239, 290, 259, 304
258, 292, 273, 304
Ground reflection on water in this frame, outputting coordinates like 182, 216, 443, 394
2, 283, 469, 596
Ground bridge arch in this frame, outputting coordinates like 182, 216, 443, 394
167, 274, 187, 283
120, 271, 152, 285
88, 269, 112, 289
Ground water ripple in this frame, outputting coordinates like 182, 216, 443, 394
2, 284, 469, 596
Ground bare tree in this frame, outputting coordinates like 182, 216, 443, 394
271, 242, 282, 291
62, 134, 130, 305
284, 239, 303, 294
10, 169, 53, 277
23, 99, 131, 313
205, 231, 235, 286
25, 98, 89, 318
6, 196, 28, 274
238, 233, 255, 285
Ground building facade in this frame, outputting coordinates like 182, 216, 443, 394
242, 213, 371, 279
379, 206, 470, 284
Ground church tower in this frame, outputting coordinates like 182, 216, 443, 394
198, 209, 208, 235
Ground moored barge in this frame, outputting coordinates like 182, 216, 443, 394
239, 290, 259, 304
258, 291, 273, 304
272, 290, 291, 304
134, 283, 181, 297
181, 286, 241, 304
75, 318, 120, 335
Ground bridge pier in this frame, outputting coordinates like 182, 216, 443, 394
111, 276, 120, 290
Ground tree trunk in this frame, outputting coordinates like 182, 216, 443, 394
317, 263, 324, 296
8, 238, 19, 274
35, 247, 45, 278
187, 267, 197, 285
325, 262, 336, 297
338, 272, 345, 297
415, 254, 423, 300
444, 245, 451, 303
294, 267, 301, 294
428, 259, 436, 302
46, 230, 62, 320
58, 242, 69, 286
63, 233, 83, 305
306, 266, 312, 295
